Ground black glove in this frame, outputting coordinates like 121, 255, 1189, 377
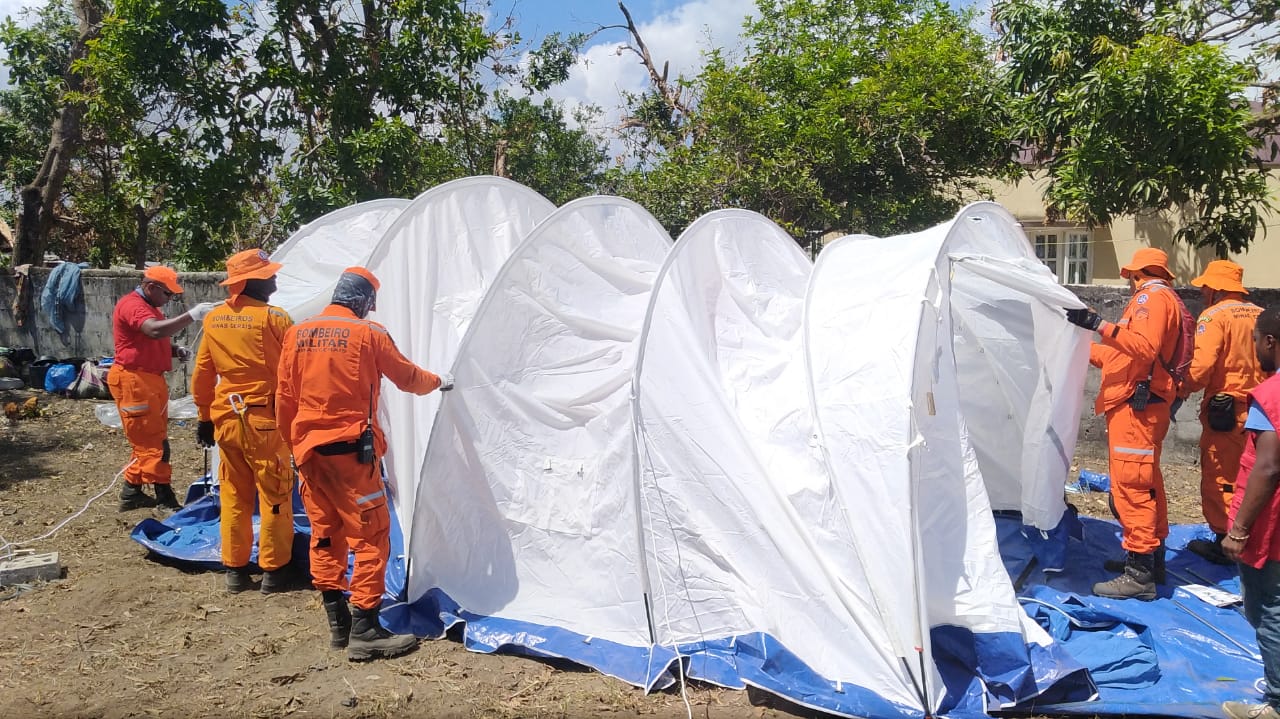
1065, 307, 1102, 331
1169, 397, 1185, 422
196, 420, 216, 448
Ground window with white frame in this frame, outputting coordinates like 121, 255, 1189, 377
1032, 230, 1091, 284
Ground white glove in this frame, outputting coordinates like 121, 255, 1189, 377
439, 373, 455, 392
187, 301, 219, 322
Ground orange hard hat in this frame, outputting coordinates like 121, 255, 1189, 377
221, 248, 283, 286
342, 266, 380, 292
1191, 259, 1247, 294
1120, 248, 1173, 280
143, 265, 183, 294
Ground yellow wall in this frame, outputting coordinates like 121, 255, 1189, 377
983, 171, 1280, 288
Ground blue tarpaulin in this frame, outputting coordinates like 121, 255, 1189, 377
133, 482, 1265, 718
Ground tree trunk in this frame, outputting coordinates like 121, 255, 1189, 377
12, 0, 103, 268
132, 204, 150, 270
131, 187, 166, 269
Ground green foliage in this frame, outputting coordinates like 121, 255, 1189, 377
81, 0, 282, 268
995, 0, 1274, 255
0, 1, 77, 211
462, 94, 607, 206
261, 0, 496, 221
614, 0, 1018, 239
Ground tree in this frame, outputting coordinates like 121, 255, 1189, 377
994, 0, 1276, 255
468, 94, 607, 206
6, 0, 101, 268
257, 0, 498, 224
81, 0, 282, 268
610, 0, 1019, 239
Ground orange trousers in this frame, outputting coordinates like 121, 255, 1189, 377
298, 453, 389, 610
106, 365, 172, 486
215, 405, 295, 571
1198, 407, 1248, 535
1105, 401, 1172, 554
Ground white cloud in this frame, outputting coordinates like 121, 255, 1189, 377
542, 0, 757, 145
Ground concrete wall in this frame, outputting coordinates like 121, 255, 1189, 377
987, 171, 1280, 288
1071, 284, 1280, 463
0, 267, 227, 396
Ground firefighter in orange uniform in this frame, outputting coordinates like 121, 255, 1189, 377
109, 265, 218, 511
276, 267, 452, 661
191, 249, 298, 594
1179, 260, 1267, 564
1066, 248, 1183, 600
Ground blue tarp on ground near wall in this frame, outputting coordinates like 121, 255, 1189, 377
132, 481, 1266, 718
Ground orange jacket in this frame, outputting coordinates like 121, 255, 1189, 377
1089, 279, 1183, 415
191, 297, 294, 423
1181, 298, 1267, 404
276, 304, 441, 466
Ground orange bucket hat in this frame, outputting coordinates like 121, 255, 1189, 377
1120, 248, 1173, 280
143, 265, 183, 294
341, 266, 381, 292
1191, 259, 1247, 294
221, 248, 283, 286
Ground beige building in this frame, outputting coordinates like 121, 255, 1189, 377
986, 169, 1280, 288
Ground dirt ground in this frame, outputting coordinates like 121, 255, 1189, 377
0, 393, 1205, 719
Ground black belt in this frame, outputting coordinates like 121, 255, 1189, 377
314, 440, 360, 456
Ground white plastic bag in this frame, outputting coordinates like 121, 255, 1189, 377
95, 395, 199, 427
167, 395, 199, 419
94, 402, 122, 429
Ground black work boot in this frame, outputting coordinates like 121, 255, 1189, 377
347, 605, 418, 661
225, 566, 254, 594
1094, 551, 1157, 600
119, 482, 156, 511
1104, 543, 1166, 584
261, 565, 305, 594
322, 590, 352, 650
1186, 533, 1233, 566
153, 483, 182, 510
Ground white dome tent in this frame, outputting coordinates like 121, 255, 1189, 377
271, 198, 410, 319
358, 177, 556, 540
221, 180, 1096, 715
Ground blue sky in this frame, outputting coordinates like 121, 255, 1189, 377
504, 1, 691, 40
493, 0, 760, 139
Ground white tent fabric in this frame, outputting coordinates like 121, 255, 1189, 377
942, 206, 1090, 539
360, 177, 556, 539
634, 210, 921, 710
234, 181, 1094, 715
807, 203, 1088, 710
271, 199, 410, 319
408, 196, 673, 649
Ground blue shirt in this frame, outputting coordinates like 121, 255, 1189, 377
1246, 400, 1274, 432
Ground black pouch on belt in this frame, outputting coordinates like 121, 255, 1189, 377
1130, 380, 1151, 411
356, 425, 375, 464
1206, 393, 1238, 432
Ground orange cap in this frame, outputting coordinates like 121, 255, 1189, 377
1120, 248, 1173, 280
143, 265, 183, 294
221, 248, 282, 286
1191, 259, 1247, 294
342, 266, 380, 292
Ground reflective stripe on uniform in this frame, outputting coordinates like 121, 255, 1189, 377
120, 403, 149, 412
1114, 446, 1154, 456
356, 489, 385, 505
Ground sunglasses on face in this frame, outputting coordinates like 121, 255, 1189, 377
147, 282, 174, 298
